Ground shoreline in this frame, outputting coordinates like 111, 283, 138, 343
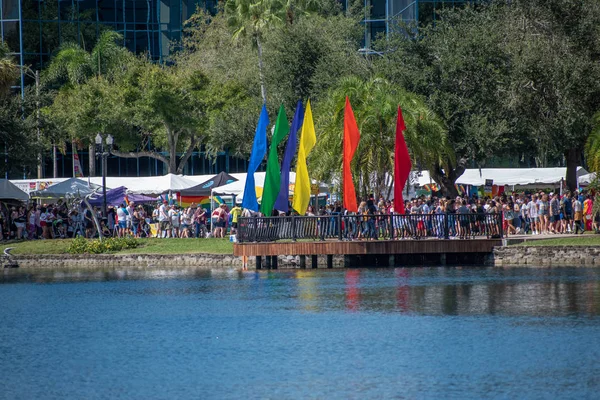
3, 245, 600, 269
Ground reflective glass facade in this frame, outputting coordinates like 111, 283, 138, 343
359, 0, 477, 50
1, 0, 217, 91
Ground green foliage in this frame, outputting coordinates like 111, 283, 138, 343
313, 76, 450, 198
263, 12, 368, 108
67, 236, 140, 254
0, 94, 40, 177
376, 0, 600, 193
0, 42, 19, 96
585, 113, 600, 174
176, 8, 368, 158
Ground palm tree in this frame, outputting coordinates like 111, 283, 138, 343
0, 43, 19, 96
225, 0, 284, 104
585, 112, 600, 176
313, 76, 453, 199
44, 31, 131, 87
43, 30, 133, 176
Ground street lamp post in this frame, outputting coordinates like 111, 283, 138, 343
95, 134, 114, 218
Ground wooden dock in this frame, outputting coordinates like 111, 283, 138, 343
234, 238, 503, 268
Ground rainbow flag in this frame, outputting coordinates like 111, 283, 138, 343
179, 195, 225, 210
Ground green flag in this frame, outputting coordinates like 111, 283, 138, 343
260, 104, 289, 216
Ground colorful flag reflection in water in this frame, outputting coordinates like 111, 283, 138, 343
396, 268, 410, 313
345, 270, 360, 312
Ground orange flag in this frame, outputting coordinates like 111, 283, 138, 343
343, 97, 360, 212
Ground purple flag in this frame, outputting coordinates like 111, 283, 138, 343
274, 100, 304, 212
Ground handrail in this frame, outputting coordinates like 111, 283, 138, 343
237, 213, 503, 243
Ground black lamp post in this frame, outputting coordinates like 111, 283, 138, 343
95, 133, 114, 218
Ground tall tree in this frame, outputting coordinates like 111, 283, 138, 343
0, 94, 39, 178
46, 58, 211, 174
377, 4, 512, 196
225, 0, 284, 103
43, 31, 133, 176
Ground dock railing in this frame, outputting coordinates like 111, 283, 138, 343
237, 213, 503, 243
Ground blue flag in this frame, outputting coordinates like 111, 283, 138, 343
242, 104, 270, 212
274, 100, 304, 212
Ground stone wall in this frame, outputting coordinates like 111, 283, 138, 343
4, 253, 344, 269
5, 247, 599, 269
492, 246, 600, 267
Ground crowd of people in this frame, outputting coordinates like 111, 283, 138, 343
241, 190, 600, 241
0, 199, 244, 241
0, 189, 597, 242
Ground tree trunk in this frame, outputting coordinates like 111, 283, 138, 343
52, 144, 57, 178
430, 158, 467, 198
89, 144, 96, 176
565, 148, 580, 192
256, 34, 267, 104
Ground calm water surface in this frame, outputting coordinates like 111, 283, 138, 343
1, 266, 600, 399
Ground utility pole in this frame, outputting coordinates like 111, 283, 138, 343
36, 70, 42, 179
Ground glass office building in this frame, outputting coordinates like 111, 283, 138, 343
361, 0, 476, 49
1, 0, 217, 92
1, 0, 476, 91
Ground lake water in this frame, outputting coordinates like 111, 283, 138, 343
1, 266, 600, 399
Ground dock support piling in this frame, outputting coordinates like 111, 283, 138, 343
440, 253, 447, 266
344, 255, 352, 268
256, 256, 262, 270
299, 255, 306, 269
265, 255, 272, 269
389, 255, 395, 267
327, 255, 333, 269
311, 255, 318, 269
272, 256, 278, 269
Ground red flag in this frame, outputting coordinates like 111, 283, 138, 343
343, 97, 360, 212
394, 106, 411, 214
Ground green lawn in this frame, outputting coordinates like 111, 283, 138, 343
513, 235, 600, 247
3, 238, 234, 255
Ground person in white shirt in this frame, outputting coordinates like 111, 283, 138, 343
168, 205, 180, 238
116, 203, 129, 237
158, 201, 170, 238
529, 195, 539, 235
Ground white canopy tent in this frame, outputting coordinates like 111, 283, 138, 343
212, 172, 330, 200
86, 173, 200, 195
416, 167, 589, 188
579, 172, 596, 185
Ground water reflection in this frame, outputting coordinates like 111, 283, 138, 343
3, 266, 600, 317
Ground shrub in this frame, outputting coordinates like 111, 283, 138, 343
67, 237, 140, 254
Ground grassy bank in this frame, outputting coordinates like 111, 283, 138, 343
3, 238, 234, 255
513, 235, 600, 247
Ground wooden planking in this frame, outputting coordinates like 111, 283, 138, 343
234, 239, 503, 257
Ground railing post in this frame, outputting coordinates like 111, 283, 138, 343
337, 214, 343, 241
320, 216, 325, 241
252, 216, 258, 242
444, 213, 450, 239
390, 214, 394, 240
292, 215, 297, 242
498, 213, 504, 238
238, 218, 244, 243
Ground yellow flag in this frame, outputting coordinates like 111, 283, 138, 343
292, 100, 317, 214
